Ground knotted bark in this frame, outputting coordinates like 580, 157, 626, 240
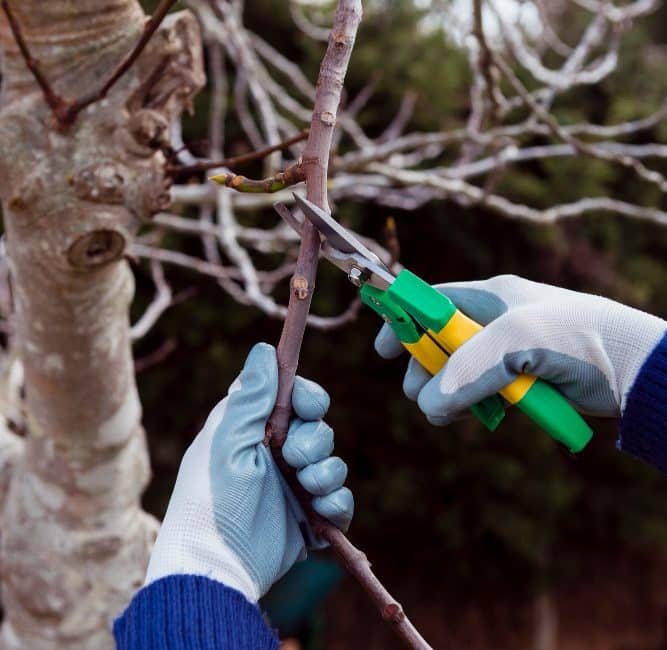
0, 2, 204, 647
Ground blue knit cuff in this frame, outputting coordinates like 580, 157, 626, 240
619, 331, 667, 473
113, 575, 279, 650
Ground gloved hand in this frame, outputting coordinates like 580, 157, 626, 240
375, 275, 666, 425
145, 342, 353, 603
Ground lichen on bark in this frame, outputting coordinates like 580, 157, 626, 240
0, 2, 204, 647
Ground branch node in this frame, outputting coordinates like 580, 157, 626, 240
320, 111, 337, 126
382, 603, 406, 624
291, 275, 310, 300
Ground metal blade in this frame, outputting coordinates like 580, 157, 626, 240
292, 194, 384, 264
273, 197, 396, 291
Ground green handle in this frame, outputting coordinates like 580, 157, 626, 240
516, 379, 593, 453
361, 284, 505, 432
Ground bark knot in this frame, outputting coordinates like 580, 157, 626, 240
70, 162, 127, 204
66, 229, 127, 269
127, 110, 170, 155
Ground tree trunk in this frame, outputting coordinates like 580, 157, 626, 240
0, 2, 204, 647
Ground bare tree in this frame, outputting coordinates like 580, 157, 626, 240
0, 0, 665, 648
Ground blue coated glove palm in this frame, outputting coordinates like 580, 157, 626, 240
145, 343, 353, 602
375, 275, 666, 425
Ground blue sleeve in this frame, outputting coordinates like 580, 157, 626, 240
113, 575, 279, 650
618, 331, 667, 473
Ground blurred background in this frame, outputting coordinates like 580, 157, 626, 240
134, 1, 667, 647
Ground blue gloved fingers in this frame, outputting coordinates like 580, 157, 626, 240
403, 356, 432, 401
417, 309, 537, 423
374, 322, 405, 359
312, 487, 354, 532
417, 310, 537, 422
282, 419, 334, 469
297, 456, 348, 496
436, 275, 548, 319
211, 343, 279, 464
435, 283, 509, 325
292, 376, 330, 421
417, 304, 622, 423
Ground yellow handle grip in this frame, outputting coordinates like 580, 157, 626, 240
402, 335, 448, 376
429, 310, 537, 404
401, 331, 506, 431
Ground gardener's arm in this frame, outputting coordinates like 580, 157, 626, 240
114, 343, 353, 650
375, 275, 667, 472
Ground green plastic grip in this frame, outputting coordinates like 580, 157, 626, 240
360, 284, 505, 432
516, 379, 593, 453
377, 270, 595, 453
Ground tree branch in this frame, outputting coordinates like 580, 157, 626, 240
0, 0, 67, 116
168, 129, 309, 177
494, 54, 667, 192
1, 0, 179, 125
130, 260, 173, 341
210, 163, 306, 193
261, 2, 432, 647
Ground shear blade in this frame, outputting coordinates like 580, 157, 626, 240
292, 194, 383, 264
274, 196, 396, 290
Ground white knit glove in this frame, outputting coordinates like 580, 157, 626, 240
145, 343, 353, 602
375, 275, 666, 425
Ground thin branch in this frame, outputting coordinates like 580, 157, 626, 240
132, 240, 360, 329
169, 130, 309, 176
2, 0, 179, 125
134, 338, 178, 373
289, 0, 332, 41
368, 162, 667, 226
472, 0, 501, 122
58, 0, 179, 125
210, 163, 306, 193
377, 90, 418, 144
494, 54, 667, 192
0, 1, 66, 116
131, 244, 243, 282
130, 260, 173, 341
262, 2, 432, 647
207, 42, 226, 159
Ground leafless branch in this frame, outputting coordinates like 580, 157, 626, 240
494, 54, 667, 192
210, 162, 306, 193
168, 130, 309, 177
134, 338, 178, 373
260, 2, 432, 647
130, 260, 173, 342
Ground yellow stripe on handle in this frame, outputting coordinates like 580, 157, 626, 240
403, 335, 449, 376
429, 310, 537, 405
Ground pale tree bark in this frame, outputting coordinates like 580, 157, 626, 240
0, 2, 204, 648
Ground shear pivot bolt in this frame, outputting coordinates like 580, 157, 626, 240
348, 267, 365, 287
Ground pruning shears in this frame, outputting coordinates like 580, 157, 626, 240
276, 194, 594, 453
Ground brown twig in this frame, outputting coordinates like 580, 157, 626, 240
1, 0, 178, 125
134, 338, 178, 373
168, 130, 310, 177
0, 0, 66, 115
209, 163, 306, 193
261, 2, 432, 648
472, 0, 500, 123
